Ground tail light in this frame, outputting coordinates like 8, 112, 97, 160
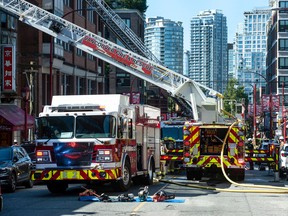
238, 158, 245, 164
183, 152, 191, 163
36, 150, 52, 163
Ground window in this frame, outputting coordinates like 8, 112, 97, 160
64, 0, 72, 7
279, 58, 288, 69
279, 39, 288, 51
279, 1, 288, 13
278, 76, 288, 88
279, 20, 288, 32
77, 0, 83, 16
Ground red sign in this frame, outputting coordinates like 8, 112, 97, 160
261, 94, 280, 112
2, 46, 15, 91
81, 36, 153, 76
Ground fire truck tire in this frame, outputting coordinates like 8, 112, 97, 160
115, 160, 131, 191
47, 182, 68, 193
142, 160, 154, 185
186, 169, 195, 180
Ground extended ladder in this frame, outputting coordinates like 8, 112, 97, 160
85, 0, 162, 65
0, 0, 223, 122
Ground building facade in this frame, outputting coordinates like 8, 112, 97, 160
234, 7, 271, 101
189, 9, 228, 93
145, 16, 184, 73
266, 0, 288, 135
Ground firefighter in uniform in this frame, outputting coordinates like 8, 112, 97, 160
160, 140, 168, 176
247, 138, 254, 170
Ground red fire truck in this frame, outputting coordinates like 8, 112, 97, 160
32, 94, 161, 192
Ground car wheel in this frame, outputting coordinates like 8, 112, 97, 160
24, 178, 34, 188
7, 173, 17, 193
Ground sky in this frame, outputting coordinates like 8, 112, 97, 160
146, 0, 270, 50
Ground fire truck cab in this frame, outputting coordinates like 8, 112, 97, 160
183, 122, 246, 181
32, 94, 161, 193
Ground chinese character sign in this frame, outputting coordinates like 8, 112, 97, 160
2, 46, 15, 91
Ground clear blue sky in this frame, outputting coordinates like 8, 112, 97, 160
146, 0, 269, 50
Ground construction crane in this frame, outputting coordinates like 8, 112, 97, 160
0, 0, 224, 123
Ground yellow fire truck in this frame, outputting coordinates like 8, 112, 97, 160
183, 122, 246, 181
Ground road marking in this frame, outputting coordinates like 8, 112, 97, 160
131, 202, 145, 214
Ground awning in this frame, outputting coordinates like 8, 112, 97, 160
0, 104, 34, 131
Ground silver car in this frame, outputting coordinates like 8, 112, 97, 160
279, 144, 288, 178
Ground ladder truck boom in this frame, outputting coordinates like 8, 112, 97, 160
0, 0, 223, 122
85, 0, 162, 65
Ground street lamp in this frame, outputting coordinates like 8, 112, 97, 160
243, 70, 274, 139
21, 86, 30, 141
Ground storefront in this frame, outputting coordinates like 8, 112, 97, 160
0, 104, 34, 146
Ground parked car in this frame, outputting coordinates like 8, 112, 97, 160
0, 146, 34, 192
279, 143, 288, 178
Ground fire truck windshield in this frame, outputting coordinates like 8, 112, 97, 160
36, 115, 116, 139
75, 115, 116, 138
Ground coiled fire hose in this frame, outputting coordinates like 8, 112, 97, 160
160, 119, 288, 193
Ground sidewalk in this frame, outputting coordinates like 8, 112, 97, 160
244, 165, 288, 187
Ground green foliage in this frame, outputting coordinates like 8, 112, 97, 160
223, 78, 248, 115
105, 0, 148, 13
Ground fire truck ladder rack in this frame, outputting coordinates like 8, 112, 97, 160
85, 0, 162, 65
0, 0, 223, 122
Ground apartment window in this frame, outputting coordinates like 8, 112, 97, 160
278, 76, 288, 88
76, 48, 84, 56
63, 42, 72, 52
279, 57, 288, 69
279, 20, 288, 32
279, 39, 288, 51
64, 0, 72, 7
279, 1, 288, 13
77, 0, 83, 16
87, 10, 94, 23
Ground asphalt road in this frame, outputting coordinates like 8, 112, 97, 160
1, 167, 288, 216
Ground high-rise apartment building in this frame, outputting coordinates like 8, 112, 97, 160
189, 10, 228, 93
227, 43, 235, 79
267, 1, 288, 107
145, 16, 184, 73
234, 7, 271, 99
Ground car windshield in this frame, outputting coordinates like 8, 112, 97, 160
0, 148, 13, 161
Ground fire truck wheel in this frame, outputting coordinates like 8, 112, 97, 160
186, 169, 195, 180
115, 160, 131, 191
47, 182, 68, 193
142, 160, 154, 185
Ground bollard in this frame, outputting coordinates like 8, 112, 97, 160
274, 171, 280, 182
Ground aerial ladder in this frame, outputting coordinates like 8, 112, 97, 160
84, 0, 162, 65
0, 0, 224, 123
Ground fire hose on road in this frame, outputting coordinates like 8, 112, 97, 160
159, 120, 288, 194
